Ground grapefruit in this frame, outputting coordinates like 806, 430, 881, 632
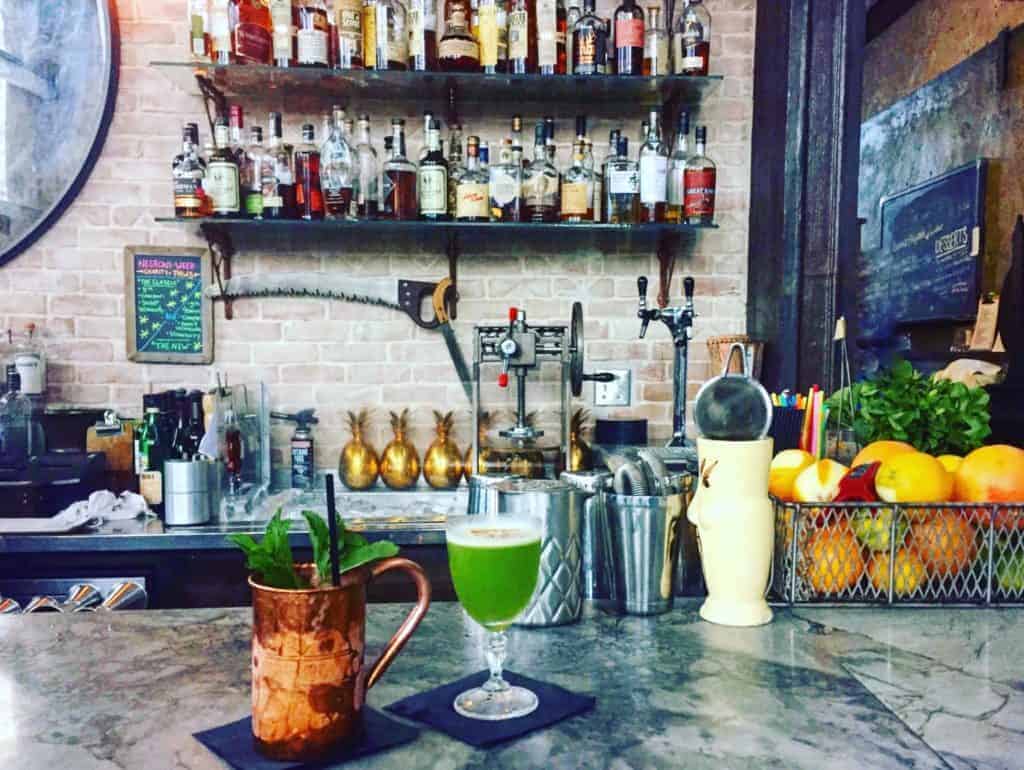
769, 449, 816, 501
792, 459, 849, 503
851, 440, 915, 468
803, 525, 865, 595
868, 549, 926, 596
953, 445, 1024, 503
875, 453, 953, 504
908, 511, 977, 577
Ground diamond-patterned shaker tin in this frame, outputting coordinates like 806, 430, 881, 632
495, 478, 583, 627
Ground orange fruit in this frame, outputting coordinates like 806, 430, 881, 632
875, 452, 953, 504
851, 440, 915, 468
792, 459, 849, 503
908, 511, 977, 577
868, 548, 926, 596
953, 445, 1024, 503
937, 455, 963, 474
769, 449, 815, 501
803, 525, 865, 595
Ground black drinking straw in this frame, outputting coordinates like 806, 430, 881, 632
325, 474, 341, 587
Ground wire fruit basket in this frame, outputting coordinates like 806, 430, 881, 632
770, 500, 1024, 605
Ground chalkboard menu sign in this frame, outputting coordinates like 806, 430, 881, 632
124, 246, 213, 364
858, 160, 986, 341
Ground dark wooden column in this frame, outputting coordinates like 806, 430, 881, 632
746, 0, 866, 392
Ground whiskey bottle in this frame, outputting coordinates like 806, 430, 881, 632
613, 0, 644, 76
294, 123, 325, 220
188, 0, 212, 61
665, 109, 689, 223
456, 137, 490, 221
674, 0, 710, 76
561, 140, 592, 223
296, 0, 330, 66
172, 123, 209, 219
439, 0, 480, 71
269, 0, 297, 66
638, 108, 668, 222
683, 125, 715, 225
489, 138, 521, 221
418, 110, 434, 162
382, 119, 418, 220
605, 136, 639, 224
535, 0, 559, 75
642, 5, 668, 75
446, 125, 465, 218
234, 0, 273, 63
507, 0, 532, 73
321, 106, 355, 219
335, 0, 363, 68
418, 119, 449, 220
556, 0, 568, 74
208, 117, 241, 217
408, 0, 439, 70
565, 2, 580, 73
522, 122, 559, 222
210, 0, 237, 63
241, 126, 267, 218
353, 115, 379, 218
572, 0, 606, 75
478, 0, 500, 73
263, 111, 297, 219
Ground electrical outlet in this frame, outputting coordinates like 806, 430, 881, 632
594, 369, 631, 407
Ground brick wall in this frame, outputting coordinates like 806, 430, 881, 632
1, 0, 755, 471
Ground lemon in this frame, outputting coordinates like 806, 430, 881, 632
792, 459, 849, 503
769, 449, 815, 501
875, 452, 953, 504
936, 454, 963, 474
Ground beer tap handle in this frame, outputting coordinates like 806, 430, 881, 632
683, 276, 695, 308
637, 276, 652, 338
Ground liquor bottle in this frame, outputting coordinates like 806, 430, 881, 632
478, 0, 500, 73
264, 111, 297, 218
418, 110, 434, 162
336, 0, 363, 67
507, 0, 531, 73
210, 0, 237, 63
613, 0, 643, 75
605, 136, 638, 224
189, 0, 212, 61
561, 140, 592, 223
683, 125, 715, 225
489, 138, 521, 221
228, 104, 245, 162
643, 5, 668, 75
269, 0, 296, 66
381, 118, 418, 220
535, 0, 559, 75
294, 123, 325, 219
674, 0, 710, 76
446, 125, 465, 218
408, 0, 439, 70
544, 116, 557, 164
454, 137, 489, 221
354, 114, 380, 217
511, 115, 524, 165
638, 108, 667, 222
496, 0, 509, 71
137, 403, 165, 509
418, 119, 449, 220
522, 121, 559, 222
665, 109, 689, 223
565, 2, 580, 73
0, 366, 33, 465
234, 0, 273, 63
134, 397, 160, 476
556, 0, 568, 74
241, 126, 267, 217
208, 117, 241, 217
321, 105, 355, 219
296, 0, 330, 66
572, 0, 606, 75
372, 0, 408, 70
223, 402, 244, 495
584, 137, 600, 222
169, 389, 189, 460
173, 123, 209, 219
182, 391, 206, 461
479, 142, 490, 170
439, 0, 480, 71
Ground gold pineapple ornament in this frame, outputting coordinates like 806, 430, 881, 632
424, 410, 463, 489
569, 408, 594, 472
380, 408, 421, 490
339, 409, 379, 490
464, 410, 504, 478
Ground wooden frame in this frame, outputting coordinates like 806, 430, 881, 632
124, 245, 214, 364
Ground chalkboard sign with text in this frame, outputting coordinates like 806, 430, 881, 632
124, 246, 213, 364
858, 160, 986, 341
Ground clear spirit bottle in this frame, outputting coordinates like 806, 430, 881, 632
605, 136, 639, 224
320, 106, 355, 219
638, 107, 668, 223
522, 121, 559, 222
189, 0, 211, 61
210, 0, 236, 64
643, 4, 668, 75
560, 140, 593, 223
241, 126, 267, 218
666, 109, 689, 223
418, 119, 449, 220
456, 136, 490, 221
352, 114, 379, 218
507, 0, 531, 73
172, 123, 209, 219
0, 366, 34, 464
674, 0, 710, 75
408, 0, 440, 70
382, 118, 419, 220
335, 0, 363, 68
536, 0, 559, 75
572, 0, 607, 75
489, 138, 522, 222
683, 125, 716, 225
263, 111, 296, 219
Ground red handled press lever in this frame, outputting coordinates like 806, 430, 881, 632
497, 310, 520, 388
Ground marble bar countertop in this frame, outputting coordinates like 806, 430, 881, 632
0, 602, 1020, 770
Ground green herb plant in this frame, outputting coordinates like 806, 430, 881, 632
826, 359, 991, 456
229, 510, 399, 589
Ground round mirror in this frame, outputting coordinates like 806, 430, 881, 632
0, 0, 118, 265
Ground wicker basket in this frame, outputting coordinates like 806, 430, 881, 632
706, 335, 764, 378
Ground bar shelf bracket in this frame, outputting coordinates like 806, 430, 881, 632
201, 222, 235, 320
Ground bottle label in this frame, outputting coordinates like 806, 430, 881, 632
508, 10, 528, 60
681, 55, 704, 70
615, 18, 644, 49
174, 177, 203, 209
456, 182, 489, 218
683, 167, 716, 217
609, 167, 638, 194
236, 22, 272, 63
291, 439, 314, 489
419, 166, 448, 215
270, 0, 294, 60
381, 5, 408, 64
497, 6, 508, 61
479, 4, 498, 67
362, 5, 376, 67
561, 182, 589, 215
575, 29, 603, 70
639, 155, 667, 204
210, 0, 231, 51
263, 193, 283, 207
207, 163, 240, 213
190, 10, 207, 57
337, 0, 362, 64
536, 0, 557, 67
667, 165, 685, 205
409, 4, 425, 58
140, 470, 163, 506
523, 171, 555, 207
297, 27, 328, 64
489, 171, 519, 206
245, 191, 264, 215
13, 354, 43, 395
439, 37, 479, 60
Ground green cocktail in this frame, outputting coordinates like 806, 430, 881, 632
445, 515, 543, 720
447, 525, 541, 631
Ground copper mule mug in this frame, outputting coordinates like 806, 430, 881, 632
249, 558, 431, 760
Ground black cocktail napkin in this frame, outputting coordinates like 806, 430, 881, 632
193, 708, 419, 769
385, 670, 596, 748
